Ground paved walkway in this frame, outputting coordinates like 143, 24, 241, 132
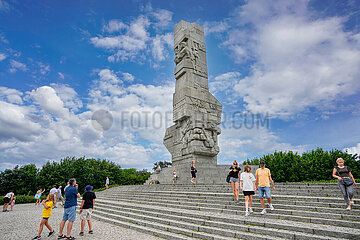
0, 203, 162, 240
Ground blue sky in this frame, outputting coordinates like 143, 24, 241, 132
0, 0, 360, 170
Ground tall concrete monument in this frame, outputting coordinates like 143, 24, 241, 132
145, 21, 256, 184
163, 21, 222, 183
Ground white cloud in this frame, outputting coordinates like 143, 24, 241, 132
58, 72, 65, 79
218, 126, 306, 164
92, 10, 173, 65
0, 53, 6, 61
91, 16, 150, 62
0, 86, 23, 104
50, 83, 83, 112
0, 101, 42, 142
28, 86, 70, 119
103, 19, 128, 33
344, 143, 360, 156
38, 62, 50, 75
210, 71, 241, 103
122, 72, 134, 82
9, 60, 28, 73
151, 33, 173, 62
151, 9, 173, 28
216, 0, 360, 118
204, 21, 230, 35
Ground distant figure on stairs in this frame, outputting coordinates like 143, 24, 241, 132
105, 176, 109, 189
172, 169, 178, 184
256, 161, 275, 215
333, 157, 357, 210
191, 160, 197, 184
156, 165, 161, 174
228, 160, 241, 202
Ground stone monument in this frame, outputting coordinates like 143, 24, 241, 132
146, 21, 255, 184
164, 20, 222, 183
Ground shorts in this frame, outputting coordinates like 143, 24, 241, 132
230, 177, 239, 183
258, 187, 271, 198
80, 208, 93, 220
243, 191, 255, 196
3, 197, 10, 204
62, 206, 76, 222
42, 217, 49, 220
191, 171, 196, 178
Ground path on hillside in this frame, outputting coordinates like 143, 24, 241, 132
0, 203, 162, 240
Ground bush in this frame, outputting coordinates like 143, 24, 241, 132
0, 195, 47, 205
0, 157, 152, 196
243, 148, 359, 182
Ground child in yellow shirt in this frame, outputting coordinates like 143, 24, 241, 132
32, 194, 56, 240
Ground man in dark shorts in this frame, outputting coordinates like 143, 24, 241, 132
79, 185, 96, 236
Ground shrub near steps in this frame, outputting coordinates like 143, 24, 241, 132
82, 183, 360, 240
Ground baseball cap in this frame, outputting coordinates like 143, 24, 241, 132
260, 161, 265, 166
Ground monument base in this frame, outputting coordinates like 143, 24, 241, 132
145, 164, 258, 184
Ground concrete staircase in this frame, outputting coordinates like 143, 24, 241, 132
86, 183, 360, 239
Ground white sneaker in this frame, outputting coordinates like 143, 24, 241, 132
261, 209, 267, 215
269, 204, 274, 210
249, 208, 253, 213
245, 211, 249, 216
350, 200, 354, 205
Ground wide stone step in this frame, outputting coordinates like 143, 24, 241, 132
89, 207, 284, 240
98, 195, 360, 224
93, 199, 357, 239
97, 191, 360, 210
97, 190, 355, 204
97, 194, 360, 217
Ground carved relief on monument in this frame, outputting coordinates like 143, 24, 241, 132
174, 37, 207, 77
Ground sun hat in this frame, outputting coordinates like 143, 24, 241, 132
84, 185, 93, 192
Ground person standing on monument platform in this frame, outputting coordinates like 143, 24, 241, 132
105, 176, 109, 189
229, 161, 241, 202
256, 161, 275, 215
190, 160, 197, 184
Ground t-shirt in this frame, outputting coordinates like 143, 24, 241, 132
4, 192, 14, 198
57, 189, 62, 198
82, 192, 96, 209
64, 185, 79, 208
240, 172, 256, 191
229, 166, 241, 178
335, 166, 351, 178
256, 168, 271, 187
42, 201, 53, 218
50, 188, 57, 196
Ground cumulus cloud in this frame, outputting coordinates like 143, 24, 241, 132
344, 143, 360, 157
28, 86, 70, 119
0, 68, 176, 169
218, 126, 306, 164
91, 9, 173, 66
216, 0, 360, 118
9, 60, 28, 73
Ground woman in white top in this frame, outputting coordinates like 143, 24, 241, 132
240, 165, 256, 216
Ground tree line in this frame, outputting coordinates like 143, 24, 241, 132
243, 148, 359, 182
0, 156, 151, 196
